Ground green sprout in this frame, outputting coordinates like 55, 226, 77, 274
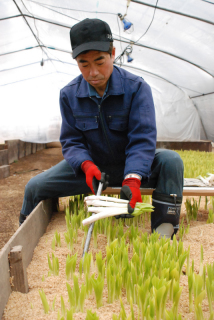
207, 208, 214, 224
65, 253, 77, 280
79, 283, 86, 312
85, 309, 99, 320
51, 235, 56, 250
66, 282, 75, 309
39, 289, 49, 314
55, 230, 61, 247
93, 222, 98, 248
52, 296, 56, 311
61, 296, 66, 317
66, 308, 74, 320
47, 252, 59, 276
172, 280, 183, 316
205, 196, 208, 210
83, 252, 92, 276
194, 273, 206, 320
73, 274, 80, 308
188, 270, 194, 312
96, 251, 106, 278
199, 245, 204, 276
64, 223, 75, 252
92, 274, 104, 308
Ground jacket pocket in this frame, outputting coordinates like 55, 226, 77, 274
74, 116, 98, 131
107, 115, 128, 131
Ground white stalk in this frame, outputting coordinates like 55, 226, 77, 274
87, 206, 127, 213
82, 208, 128, 226
84, 195, 129, 203
87, 207, 104, 213
86, 200, 128, 208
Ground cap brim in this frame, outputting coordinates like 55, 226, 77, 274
72, 41, 111, 58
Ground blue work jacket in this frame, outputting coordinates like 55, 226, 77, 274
60, 65, 157, 180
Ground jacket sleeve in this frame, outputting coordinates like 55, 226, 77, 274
124, 80, 157, 180
59, 90, 93, 175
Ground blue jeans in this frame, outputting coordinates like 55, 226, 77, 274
21, 149, 184, 216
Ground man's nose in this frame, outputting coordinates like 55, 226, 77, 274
89, 66, 99, 77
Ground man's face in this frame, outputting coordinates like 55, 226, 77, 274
76, 48, 115, 94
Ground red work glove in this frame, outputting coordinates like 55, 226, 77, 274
119, 178, 142, 217
81, 160, 101, 194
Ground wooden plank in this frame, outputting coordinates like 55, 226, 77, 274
183, 187, 214, 196
25, 142, 32, 156
103, 187, 154, 195
9, 246, 28, 293
0, 199, 53, 318
0, 144, 8, 151
5, 140, 19, 164
156, 140, 212, 152
18, 141, 26, 159
36, 143, 43, 151
0, 150, 8, 166
31, 143, 37, 154
103, 187, 214, 197
0, 165, 10, 179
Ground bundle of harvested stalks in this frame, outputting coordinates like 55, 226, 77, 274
83, 195, 154, 226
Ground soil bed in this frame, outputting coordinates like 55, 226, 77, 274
3, 199, 214, 320
1, 147, 214, 319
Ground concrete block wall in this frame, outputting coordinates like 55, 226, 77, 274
0, 140, 46, 179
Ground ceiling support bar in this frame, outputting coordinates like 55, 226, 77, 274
131, 0, 214, 26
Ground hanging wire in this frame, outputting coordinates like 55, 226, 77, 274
114, 44, 133, 65
201, 0, 214, 4
134, 0, 159, 45
25, 0, 118, 66
24, 0, 158, 66
26, 0, 80, 22
27, 0, 117, 15
20, 0, 46, 63
0, 59, 78, 73
114, 0, 159, 64
116, 14, 123, 66
20, 0, 69, 69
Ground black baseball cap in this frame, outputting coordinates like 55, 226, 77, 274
70, 18, 113, 59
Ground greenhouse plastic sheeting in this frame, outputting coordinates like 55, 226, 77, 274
0, 0, 214, 143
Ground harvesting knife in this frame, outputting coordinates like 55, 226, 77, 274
82, 172, 107, 259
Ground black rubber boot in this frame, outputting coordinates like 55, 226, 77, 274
151, 193, 182, 239
19, 212, 27, 226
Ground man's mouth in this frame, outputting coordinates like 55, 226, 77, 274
89, 79, 103, 85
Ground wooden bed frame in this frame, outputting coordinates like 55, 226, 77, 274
103, 187, 214, 197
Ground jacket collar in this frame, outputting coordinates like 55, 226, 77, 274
76, 66, 125, 98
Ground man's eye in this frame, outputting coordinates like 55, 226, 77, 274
97, 62, 104, 66
82, 65, 88, 67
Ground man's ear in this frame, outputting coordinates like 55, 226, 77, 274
111, 47, 116, 60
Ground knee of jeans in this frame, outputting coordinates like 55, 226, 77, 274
24, 176, 40, 199
161, 150, 184, 172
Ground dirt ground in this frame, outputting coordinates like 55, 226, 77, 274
1, 147, 214, 319
0, 147, 64, 251
0, 147, 212, 251
3, 193, 214, 319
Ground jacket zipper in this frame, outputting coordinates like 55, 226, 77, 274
88, 96, 116, 162
98, 102, 116, 162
